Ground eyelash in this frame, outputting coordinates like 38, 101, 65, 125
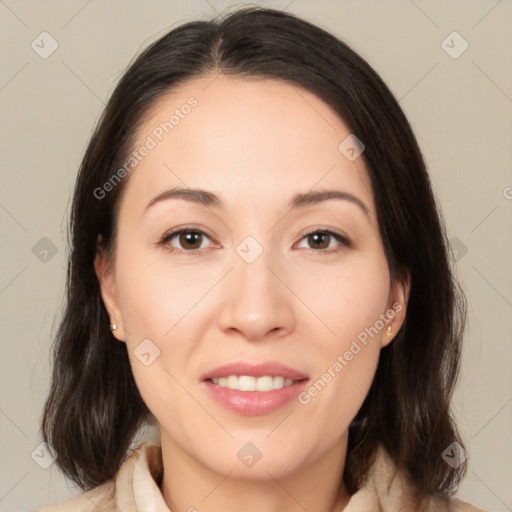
157, 225, 352, 256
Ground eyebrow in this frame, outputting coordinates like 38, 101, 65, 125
144, 186, 370, 217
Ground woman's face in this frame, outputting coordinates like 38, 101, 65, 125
96, 76, 406, 480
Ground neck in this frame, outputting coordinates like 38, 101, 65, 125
160, 430, 350, 512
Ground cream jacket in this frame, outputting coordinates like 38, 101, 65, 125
36, 442, 486, 511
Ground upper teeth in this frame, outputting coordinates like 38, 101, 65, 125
210, 375, 295, 391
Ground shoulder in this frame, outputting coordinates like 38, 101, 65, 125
34, 482, 115, 512
359, 444, 489, 512
418, 496, 489, 512
448, 497, 488, 512
34, 443, 162, 512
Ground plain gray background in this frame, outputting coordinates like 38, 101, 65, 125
0, 0, 511, 510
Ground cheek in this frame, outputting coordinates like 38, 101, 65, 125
112, 240, 213, 418
113, 240, 212, 341
294, 312, 384, 457
293, 251, 391, 342
292, 254, 389, 425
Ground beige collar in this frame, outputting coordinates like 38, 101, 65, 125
44, 442, 484, 511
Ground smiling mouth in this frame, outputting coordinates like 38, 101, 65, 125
206, 375, 308, 392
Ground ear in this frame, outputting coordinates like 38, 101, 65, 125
94, 235, 126, 341
381, 270, 411, 348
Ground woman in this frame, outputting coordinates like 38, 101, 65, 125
38, 6, 485, 511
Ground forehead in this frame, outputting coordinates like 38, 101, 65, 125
124, 75, 374, 216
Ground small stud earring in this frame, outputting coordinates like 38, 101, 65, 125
110, 323, 117, 331
386, 325, 392, 335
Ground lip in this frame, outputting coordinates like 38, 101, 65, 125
202, 379, 309, 416
199, 361, 309, 381
200, 362, 310, 416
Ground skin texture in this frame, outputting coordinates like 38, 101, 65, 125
95, 75, 409, 512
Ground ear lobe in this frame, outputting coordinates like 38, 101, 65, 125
381, 270, 411, 347
94, 236, 126, 341
400, 269, 411, 309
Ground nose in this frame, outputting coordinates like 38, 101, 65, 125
216, 248, 296, 342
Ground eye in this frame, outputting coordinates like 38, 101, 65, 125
158, 226, 351, 256
296, 229, 351, 254
158, 227, 214, 255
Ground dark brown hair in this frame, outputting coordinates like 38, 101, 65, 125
42, 5, 467, 500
